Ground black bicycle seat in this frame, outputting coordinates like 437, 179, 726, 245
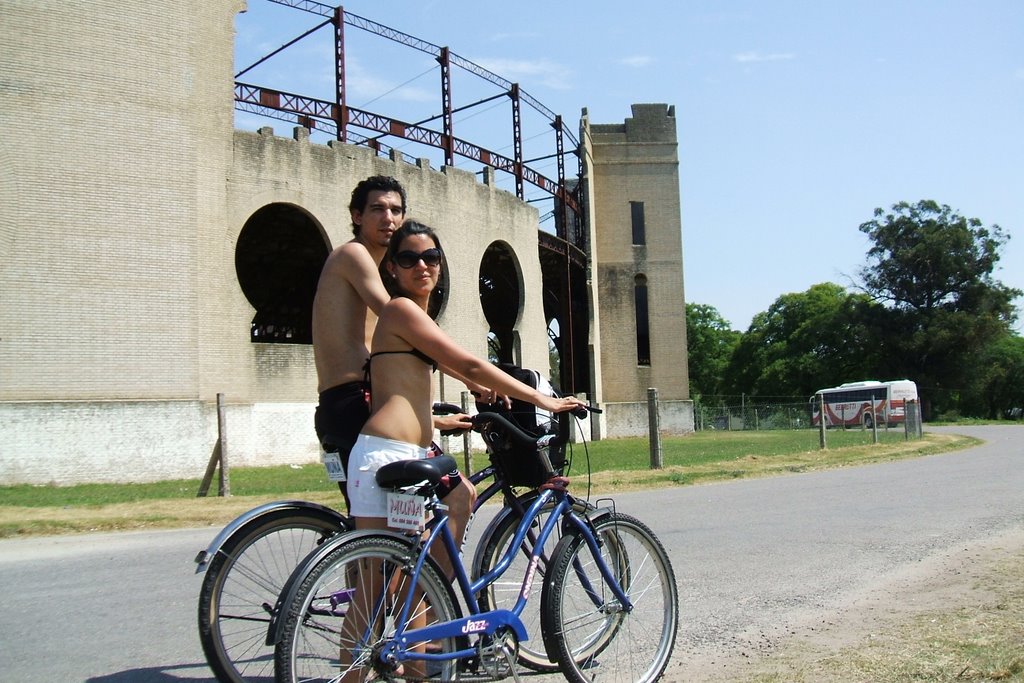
375, 454, 458, 492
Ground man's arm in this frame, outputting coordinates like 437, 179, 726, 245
337, 241, 390, 315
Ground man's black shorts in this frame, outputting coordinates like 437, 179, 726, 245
315, 382, 462, 507
314, 381, 370, 510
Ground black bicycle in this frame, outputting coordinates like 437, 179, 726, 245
196, 386, 592, 681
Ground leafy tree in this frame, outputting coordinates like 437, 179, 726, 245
858, 200, 1021, 416
722, 283, 878, 400
959, 333, 1024, 419
685, 303, 740, 398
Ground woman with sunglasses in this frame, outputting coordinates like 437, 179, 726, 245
346, 219, 585, 544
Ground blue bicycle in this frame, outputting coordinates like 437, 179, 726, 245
270, 405, 678, 682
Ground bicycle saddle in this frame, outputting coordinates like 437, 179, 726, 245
375, 454, 458, 492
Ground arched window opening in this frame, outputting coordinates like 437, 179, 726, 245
235, 203, 328, 344
478, 242, 522, 364
634, 274, 651, 366
547, 317, 562, 389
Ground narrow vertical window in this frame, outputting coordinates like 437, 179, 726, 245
630, 201, 646, 245
634, 274, 650, 366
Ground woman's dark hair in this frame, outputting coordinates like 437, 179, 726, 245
349, 175, 407, 236
386, 220, 443, 264
385, 221, 445, 305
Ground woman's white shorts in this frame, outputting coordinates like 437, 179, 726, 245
346, 433, 429, 518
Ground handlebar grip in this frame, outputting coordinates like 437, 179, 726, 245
432, 402, 464, 416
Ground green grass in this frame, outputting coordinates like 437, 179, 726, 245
0, 463, 338, 508
561, 427, 913, 472
0, 427, 951, 509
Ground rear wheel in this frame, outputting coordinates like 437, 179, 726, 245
197, 509, 347, 683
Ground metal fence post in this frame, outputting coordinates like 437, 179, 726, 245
818, 393, 827, 449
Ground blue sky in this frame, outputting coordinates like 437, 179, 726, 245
235, 0, 1024, 333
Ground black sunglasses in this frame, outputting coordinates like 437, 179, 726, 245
393, 248, 442, 269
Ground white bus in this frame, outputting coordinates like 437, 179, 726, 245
809, 380, 918, 428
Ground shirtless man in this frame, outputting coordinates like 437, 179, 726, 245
312, 175, 482, 528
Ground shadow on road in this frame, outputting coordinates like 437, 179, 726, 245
85, 662, 225, 682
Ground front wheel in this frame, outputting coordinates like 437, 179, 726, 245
541, 512, 678, 683
197, 509, 347, 683
472, 493, 593, 671
274, 534, 460, 683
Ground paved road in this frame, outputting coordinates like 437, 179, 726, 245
1, 425, 1020, 682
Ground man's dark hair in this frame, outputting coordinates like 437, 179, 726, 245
349, 175, 407, 236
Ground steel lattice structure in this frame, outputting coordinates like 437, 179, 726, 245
237, 0, 591, 392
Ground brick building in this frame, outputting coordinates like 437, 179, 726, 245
0, 0, 692, 484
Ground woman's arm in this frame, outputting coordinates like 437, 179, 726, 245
383, 298, 583, 414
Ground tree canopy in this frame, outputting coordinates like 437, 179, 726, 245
685, 303, 740, 399
688, 200, 1022, 419
858, 200, 1020, 414
722, 283, 877, 400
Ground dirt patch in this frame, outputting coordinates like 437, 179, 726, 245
664, 527, 1024, 682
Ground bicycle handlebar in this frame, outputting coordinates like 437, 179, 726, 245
472, 403, 600, 451
432, 402, 464, 416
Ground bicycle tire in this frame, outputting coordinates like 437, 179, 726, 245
275, 534, 460, 683
198, 509, 347, 683
540, 512, 678, 683
472, 493, 592, 671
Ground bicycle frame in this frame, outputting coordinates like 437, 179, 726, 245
371, 484, 632, 669
266, 462, 547, 647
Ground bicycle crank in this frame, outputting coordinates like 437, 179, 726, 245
477, 626, 521, 681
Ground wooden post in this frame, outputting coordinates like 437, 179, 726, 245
197, 442, 219, 497
216, 393, 230, 496
197, 393, 230, 497
461, 390, 472, 475
648, 388, 663, 469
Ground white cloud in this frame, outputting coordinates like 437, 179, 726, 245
733, 51, 796, 64
474, 57, 574, 90
619, 55, 655, 68
346, 57, 436, 105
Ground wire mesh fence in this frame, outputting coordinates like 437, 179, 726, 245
695, 402, 811, 431
695, 400, 924, 437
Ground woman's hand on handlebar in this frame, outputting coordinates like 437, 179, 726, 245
471, 386, 512, 409
434, 412, 473, 435
540, 395, 588, 414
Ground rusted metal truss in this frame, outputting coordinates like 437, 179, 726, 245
244, 1, 591, 393
235, 83, 580, 214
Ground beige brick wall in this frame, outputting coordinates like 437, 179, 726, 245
0, 1, 550, 484
1, 0, 244, 402
219, 127, 549, 403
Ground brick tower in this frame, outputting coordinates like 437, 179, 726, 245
583, 104, 692, 435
